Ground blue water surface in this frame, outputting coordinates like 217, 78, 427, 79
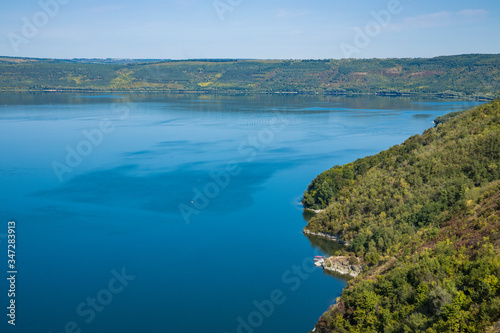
0, 93, 482, 333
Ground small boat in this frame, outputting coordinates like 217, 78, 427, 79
314, 256, 324, 267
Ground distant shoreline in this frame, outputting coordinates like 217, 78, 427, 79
0, 89, 495, 101
2, 54, 499, 100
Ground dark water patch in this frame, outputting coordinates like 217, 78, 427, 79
306, 235, 346, 257
33, 160, 299, 215
412, 113, 434, 119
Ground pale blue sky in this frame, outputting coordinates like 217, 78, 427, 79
1, 0, 499, 59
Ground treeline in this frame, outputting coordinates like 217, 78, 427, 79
0, 54, 499, 98
305, 99, 500, 332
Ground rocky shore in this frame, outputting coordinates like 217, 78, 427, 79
322, 256, 362, 277
304, 230, 362, 277
302, 229, 350, 246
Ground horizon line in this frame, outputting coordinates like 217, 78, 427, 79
1, 53, 500, 62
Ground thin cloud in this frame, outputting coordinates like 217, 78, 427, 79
391, 11, 453, 30
389, 9, 488, 31
457, 9, 488, 18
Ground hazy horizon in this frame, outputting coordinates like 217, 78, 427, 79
3, 52, 500, 62
1, 0, 500, 60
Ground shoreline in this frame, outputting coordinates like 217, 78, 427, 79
302, 229, 350, 247
0, 89, 495, 101
322, 256, 362, 277
303, 207, 324, 214
305, 230, 362, 277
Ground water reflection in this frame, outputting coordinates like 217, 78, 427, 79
305, 234, 345, 257
322, 268, 353, 281
302, 209, 316, 222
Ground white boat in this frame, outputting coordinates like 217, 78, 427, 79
314, 256, 324, 266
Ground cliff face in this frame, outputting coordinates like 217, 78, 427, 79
304, 99, 500, 332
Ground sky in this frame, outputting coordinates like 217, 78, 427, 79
0, 0, 499, 59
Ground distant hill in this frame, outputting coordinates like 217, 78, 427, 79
0, 54, 499, 98
0, 56, 169, 64
303, 99, 500, 332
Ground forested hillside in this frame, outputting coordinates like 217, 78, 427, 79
304, 99, 500, 332
0, 54, 499, 98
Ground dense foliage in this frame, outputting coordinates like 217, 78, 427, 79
305, 99, 500, 332
0, 54, 499, 98
315, 182, 500, 333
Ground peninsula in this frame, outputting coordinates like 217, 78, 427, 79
303, 99, 500, 332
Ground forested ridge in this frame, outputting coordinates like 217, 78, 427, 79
304, 99, 500, 332
0, 54, 499, 98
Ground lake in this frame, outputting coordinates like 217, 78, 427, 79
0, 93, 481, 333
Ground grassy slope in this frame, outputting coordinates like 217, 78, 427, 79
0, 54, 499, 98
305, 99, 500, 332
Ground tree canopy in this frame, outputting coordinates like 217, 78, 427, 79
305, 99, 500, 332
0, 54, 499, 98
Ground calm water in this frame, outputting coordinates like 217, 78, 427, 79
0, 93, 481, 333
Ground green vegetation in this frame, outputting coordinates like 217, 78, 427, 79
0, 54, 499, 98
305, 99, 500, 332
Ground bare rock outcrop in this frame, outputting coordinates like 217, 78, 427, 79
323, 256, 362, 277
